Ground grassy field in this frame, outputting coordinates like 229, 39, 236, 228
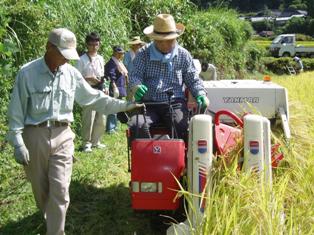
200, 72, 314, 234
1, 72, 314, 234
254, 40, 314, 49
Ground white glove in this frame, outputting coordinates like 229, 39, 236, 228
14, 145, 30, 166
126, 102, 144, 111
113, 86, 120, 98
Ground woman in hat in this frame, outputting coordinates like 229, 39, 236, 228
123, 36, 145, 73
128, 14, 209, 141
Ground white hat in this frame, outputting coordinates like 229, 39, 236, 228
143, 14, 185, 40
48, 28, 80, 60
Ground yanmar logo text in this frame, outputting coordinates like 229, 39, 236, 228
223, 97, 259, 103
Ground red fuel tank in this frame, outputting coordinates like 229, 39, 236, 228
131, 139, 185, 210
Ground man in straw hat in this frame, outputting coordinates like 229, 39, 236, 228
128, 14, 209, 140
7, 27, 142, 235
123, 36, 145, 73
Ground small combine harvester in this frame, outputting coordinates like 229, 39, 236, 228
126, 76, 289, 234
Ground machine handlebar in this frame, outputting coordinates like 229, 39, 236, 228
214, 109, 244, 127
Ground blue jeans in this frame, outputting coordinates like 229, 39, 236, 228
106, 114, 117, 132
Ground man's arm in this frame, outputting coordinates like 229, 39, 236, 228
7, 71, 28, 147
73, 69, 142, 114
7, 71, 30, 165
182, 51, 206, 98
128, 50, 146, 98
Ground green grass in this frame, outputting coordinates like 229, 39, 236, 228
1, 73, 314, 234
253, 40, 314, 49
0, 127, 162, 234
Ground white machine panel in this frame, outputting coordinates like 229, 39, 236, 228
204, 80, 289, 121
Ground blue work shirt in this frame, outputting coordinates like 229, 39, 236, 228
7, 57, 129, 147
123, 50, 135, 73
105, 58, 127, 97
128, 42, 206, 102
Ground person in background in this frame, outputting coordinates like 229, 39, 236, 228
7, 28, 142, 235
105, 45, 128, 134
123, 36, 145, 73
293, 56, 304, 74
200, 61, 217, 80
75, 32, 107, 152
128, 14, 209, 141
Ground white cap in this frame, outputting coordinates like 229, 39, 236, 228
48, 28, 80, 60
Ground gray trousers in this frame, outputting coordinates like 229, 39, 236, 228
129, 100, 189, 140
23, 125, 75, 235
81, 106, 106, 146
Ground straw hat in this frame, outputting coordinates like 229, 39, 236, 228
128, 36, 145, 45
143, 14, 185, 40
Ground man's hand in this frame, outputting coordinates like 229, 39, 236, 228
14, 145, 30, 166
196, 95, 210, 109
134, 85, 148, 102
85, 76, 100, 86
126, 102, 145, 111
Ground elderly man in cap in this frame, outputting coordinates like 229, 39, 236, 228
123, 36, 145, 73
128, 14, 209, 140
7, 28, 142, 235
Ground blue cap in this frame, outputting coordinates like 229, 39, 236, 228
113, 45, 125, 53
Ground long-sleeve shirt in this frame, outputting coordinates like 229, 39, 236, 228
123, 49, 136, 73
128, 42, 206, 102
105, 58, 127, 97
7, 57, 129, 147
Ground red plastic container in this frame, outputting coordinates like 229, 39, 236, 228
131, 139, 185, 210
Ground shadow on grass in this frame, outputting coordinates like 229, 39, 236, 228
0, 211, 45, 235
0, 180, 165, 235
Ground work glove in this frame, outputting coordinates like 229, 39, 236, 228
126, 101, 145, 111
134, 85, 148, 102
14, 145, 30, 166
196, 95, 210, 109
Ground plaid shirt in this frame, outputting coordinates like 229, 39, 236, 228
128, 43, 206, 102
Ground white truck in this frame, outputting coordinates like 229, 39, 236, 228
269, 34, 314, 57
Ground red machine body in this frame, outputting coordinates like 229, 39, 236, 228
130, 139, 185, 210
214, 110, 243, 155
213, 110, 284, 168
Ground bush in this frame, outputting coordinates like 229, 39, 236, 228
0, 3, 20, 144
263, 57, 314, 74
180, 8, 254, 78
123, 0, 195, 37
263, 57, 291, 74
1, 0, 134, 138
44, 0, 131, 59
6, 0, 56, 66
295, 33, 314, 41
279, 17, 314, 37
252, 20, 275, 33
245, 41, 266, 72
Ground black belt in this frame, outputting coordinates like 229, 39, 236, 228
29, 120, 69, 128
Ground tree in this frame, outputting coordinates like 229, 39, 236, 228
306, 0, 314, 17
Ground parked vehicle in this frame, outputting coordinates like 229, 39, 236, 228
269, 34, 314, 57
